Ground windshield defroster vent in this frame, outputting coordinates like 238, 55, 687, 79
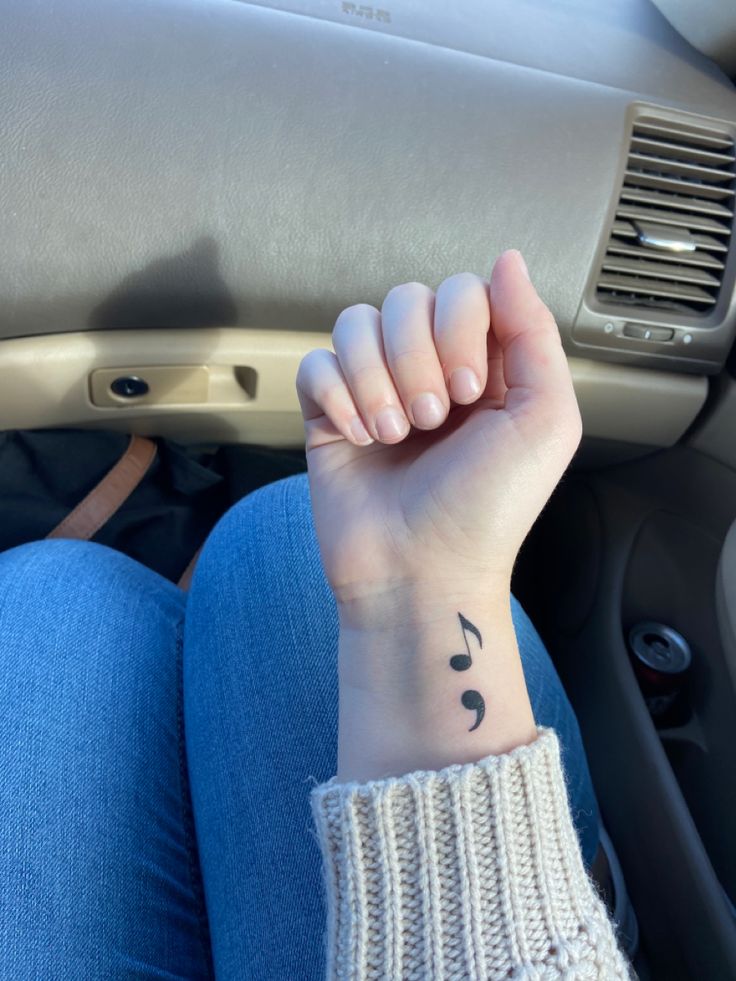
596, 116, 735, 317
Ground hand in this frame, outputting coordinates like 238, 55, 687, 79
296, 251, 582, 780
296, 250, 582, 622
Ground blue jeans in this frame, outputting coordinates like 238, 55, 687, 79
0, 473, 599, 979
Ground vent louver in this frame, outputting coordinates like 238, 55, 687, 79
597, 117, 735, 317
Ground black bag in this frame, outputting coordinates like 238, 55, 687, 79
0, 429, 306, 583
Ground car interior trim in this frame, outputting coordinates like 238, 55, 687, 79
0, 329, 708, 448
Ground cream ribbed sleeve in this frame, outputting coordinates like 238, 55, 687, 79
310, 728, 630, 979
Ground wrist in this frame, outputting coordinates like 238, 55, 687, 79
335, 572, 513, 634
335, 590, 536, 782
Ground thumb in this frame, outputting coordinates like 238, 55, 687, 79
489, 250, 578, 422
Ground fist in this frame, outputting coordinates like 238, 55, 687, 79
296, 250, 582, 617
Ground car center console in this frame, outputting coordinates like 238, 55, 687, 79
514, 446, 736, 980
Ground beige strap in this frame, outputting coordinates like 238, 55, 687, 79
177, 546, 203, 591
46, 435, 157, 541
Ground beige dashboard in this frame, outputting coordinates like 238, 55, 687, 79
0, 329, 707, 449
0, 0, 733, 449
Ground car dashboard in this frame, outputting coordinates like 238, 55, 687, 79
1, 0, 735, 449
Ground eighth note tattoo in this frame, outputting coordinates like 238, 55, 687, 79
449, 612, 485, 731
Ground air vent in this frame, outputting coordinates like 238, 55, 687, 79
597, 116, 735, 317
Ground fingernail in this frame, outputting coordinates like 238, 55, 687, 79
449, 367, 481, 404
513, 250, 530, 280
349, 416, 373, 445
411, 392, 446, 429
375, 406, 410, 442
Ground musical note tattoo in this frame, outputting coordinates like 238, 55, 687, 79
449, 612, 485, 731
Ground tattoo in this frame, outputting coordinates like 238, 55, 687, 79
449, 612, 486, 732
461, 690, 486, 731
449, 613, 482, 671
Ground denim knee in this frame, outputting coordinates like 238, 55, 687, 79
191, 472, 325, 602
0, 536, 180, 595
0, 538, 185, 709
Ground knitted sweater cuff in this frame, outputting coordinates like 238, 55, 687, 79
310, 727, 629, 979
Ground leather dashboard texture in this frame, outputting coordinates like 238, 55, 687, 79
2, 0, 736, 352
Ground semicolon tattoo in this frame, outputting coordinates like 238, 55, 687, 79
449, 612, 485, 731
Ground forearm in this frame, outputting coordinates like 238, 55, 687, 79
336, 583, 536, 782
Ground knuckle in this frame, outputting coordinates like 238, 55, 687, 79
347, 301, 380, 319
383, 281, 433, 309
296, 348, 325, 383
331, 319, 354, 350
439, 271, 485, 294
334, 302, 379, 326
435, 274, 490, 342
332, 304, 379, 345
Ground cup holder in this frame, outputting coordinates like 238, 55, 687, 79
628, 621, 692, 728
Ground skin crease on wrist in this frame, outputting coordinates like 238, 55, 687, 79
296, 250, 582, 784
